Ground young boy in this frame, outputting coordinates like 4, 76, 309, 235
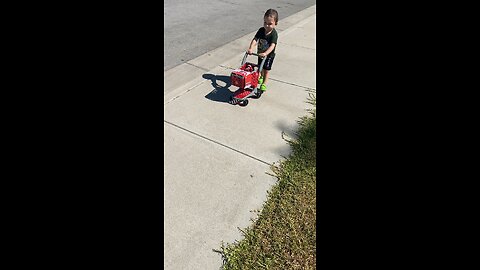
247, 9, 279, 93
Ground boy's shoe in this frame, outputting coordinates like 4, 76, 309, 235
258, 76, 264, 85
260, 84, 267, 92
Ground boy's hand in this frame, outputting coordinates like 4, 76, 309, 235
258, 52, 267, 58
247, 48, 253, 54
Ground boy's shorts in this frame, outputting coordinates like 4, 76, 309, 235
258, 55, 275, 71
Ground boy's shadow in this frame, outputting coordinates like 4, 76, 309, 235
203, 73, 235, 103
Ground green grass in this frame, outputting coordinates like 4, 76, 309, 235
219, 92, 316, 269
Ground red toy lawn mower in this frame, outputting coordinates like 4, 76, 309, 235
229, 52, 266, 107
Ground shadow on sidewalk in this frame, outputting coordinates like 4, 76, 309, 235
203, 73, 234, 103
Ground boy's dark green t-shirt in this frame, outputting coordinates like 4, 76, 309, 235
254, 27, 278, 57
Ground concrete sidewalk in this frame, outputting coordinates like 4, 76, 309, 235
164, 6, 316, 269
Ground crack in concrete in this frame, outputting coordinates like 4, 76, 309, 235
164, 120, 272, 167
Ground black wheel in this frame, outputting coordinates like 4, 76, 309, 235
239, 99, 249, 107
253, 90, 263, 99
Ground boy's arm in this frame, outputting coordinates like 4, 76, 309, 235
258, 43, 276, 57
247, 39, 257, 54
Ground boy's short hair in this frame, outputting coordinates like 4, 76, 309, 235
264, 9, 279, 24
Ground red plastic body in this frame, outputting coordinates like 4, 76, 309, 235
232, 88, 252, 99
230, 62, 259, 90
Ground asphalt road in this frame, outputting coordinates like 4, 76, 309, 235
164, 0, 315, 71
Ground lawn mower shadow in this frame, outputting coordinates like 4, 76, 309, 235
203, 73, 235, 103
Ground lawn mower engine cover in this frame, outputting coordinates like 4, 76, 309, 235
230, 63, 259, 89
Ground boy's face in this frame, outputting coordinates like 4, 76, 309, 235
263, 16, 276, 32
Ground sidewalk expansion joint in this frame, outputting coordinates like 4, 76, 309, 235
268, 78, 316, 91
219, 64, 236, 70
164, 120, 272, 167
164, 80, 207, 105
185, 62, 210, 72
218, 65, 315, 91
278, 42, 316, 51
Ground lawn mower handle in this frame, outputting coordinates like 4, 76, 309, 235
241, 52, 267, 74
248, 52, 264, 58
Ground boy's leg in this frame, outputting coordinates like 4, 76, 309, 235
257, 57, 264, 84
262, 70, 270, 84
262, 69, 270, 84
260, 71, 269, 91
260, 56, 274, 91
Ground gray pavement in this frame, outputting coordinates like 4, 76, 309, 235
164, 5, 316, 269
164, 0, 316, 72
